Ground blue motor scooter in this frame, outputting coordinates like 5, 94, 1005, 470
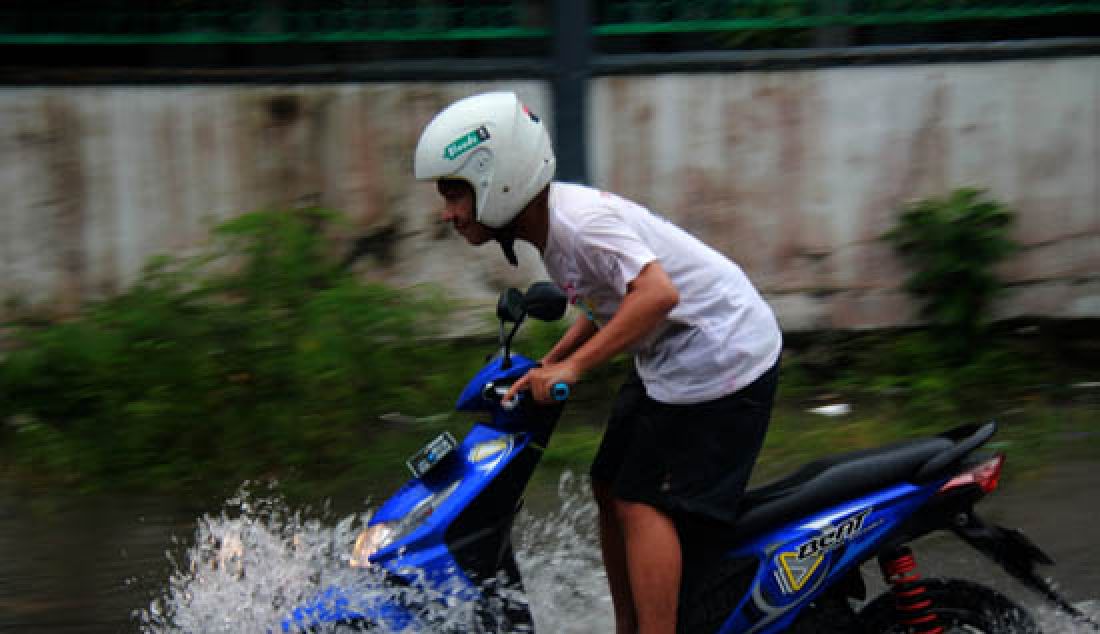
281, 281, 1094, 633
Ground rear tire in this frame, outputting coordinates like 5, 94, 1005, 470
859, 578, 1040, 633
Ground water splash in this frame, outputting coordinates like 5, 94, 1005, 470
514, 471, 614, 634
1036, 599, 1100, 633
136, 481, 369, 633
138, 475, 1096, 633
137, 474, 612, 633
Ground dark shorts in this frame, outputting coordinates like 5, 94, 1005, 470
590, 360, 779, 526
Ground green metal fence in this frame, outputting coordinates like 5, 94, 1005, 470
595, 0, 1100, 34
0, 1, 548, 44
1, 0, 1098, 44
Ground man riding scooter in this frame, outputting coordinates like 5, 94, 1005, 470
414, 91, 782, 634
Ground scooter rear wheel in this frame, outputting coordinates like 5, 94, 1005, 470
859, 578, 1040, 633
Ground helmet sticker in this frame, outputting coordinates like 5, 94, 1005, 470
522, 104, 540, 123
443, 125, 491, 161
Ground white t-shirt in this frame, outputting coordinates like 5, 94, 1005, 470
542, 182, 782, 405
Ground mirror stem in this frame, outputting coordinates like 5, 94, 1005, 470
498, 321, 512, 369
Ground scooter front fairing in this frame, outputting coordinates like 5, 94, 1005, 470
280, 354, 554, 633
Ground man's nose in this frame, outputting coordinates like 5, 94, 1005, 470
440, 206, 455, 222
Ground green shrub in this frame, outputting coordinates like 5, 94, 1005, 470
885, 188, 1017, 359
0, 209, 469, 492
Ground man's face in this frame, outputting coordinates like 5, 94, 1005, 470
437, 179, 493, 246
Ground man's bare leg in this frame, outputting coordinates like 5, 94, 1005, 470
616, 499, 681, 634
593, 480, 638, 633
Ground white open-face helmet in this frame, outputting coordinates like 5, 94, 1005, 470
415, 91, 555, 229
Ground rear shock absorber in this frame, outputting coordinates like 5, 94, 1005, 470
879, 547, 944, 634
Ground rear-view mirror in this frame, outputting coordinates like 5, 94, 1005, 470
523, 282, 567, 321
496, 288, 526, 323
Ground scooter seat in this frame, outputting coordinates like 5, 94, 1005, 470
728, 435, 955, 541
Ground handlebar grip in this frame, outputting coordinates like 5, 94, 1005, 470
551, 383, 570, 402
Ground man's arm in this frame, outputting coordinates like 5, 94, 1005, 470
506, 261, 679, 403
542, 314, 598, 365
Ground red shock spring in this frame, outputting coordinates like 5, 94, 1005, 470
880, 547, 944, 634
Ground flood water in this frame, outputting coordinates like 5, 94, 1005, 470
1, 457, 1098, 633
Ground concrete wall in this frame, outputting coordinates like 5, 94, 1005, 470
1, 57, 1097, 331
589, 57, 1100, 330
0, 81, 554, 319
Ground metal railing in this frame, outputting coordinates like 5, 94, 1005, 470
1, 0, 1099, 44
595, 0, 1100, 33
0, 1, 548, 44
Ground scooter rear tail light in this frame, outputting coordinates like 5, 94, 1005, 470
938, 453, 1005, 495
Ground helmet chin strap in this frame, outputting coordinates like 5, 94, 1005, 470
494, 227, 519, 267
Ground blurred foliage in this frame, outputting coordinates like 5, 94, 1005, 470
780, 330, 1042, 422
537, 325, 1100, 486
1, 201, 1094, 496
0, 209, 482, 493
885, 188, 1018, 360
730, 324, 1099, 480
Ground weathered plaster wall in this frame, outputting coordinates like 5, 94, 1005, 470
0, 82, 553, 318
589, 57, 1100, 330
1, 57, 1097, 331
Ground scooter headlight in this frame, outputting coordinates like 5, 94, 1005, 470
349, 480, 461, 568
350, 523, 396, 568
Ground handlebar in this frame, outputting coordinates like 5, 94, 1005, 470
483, 381, 571, 410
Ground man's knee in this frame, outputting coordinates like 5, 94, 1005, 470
613, 497, 666, 525
593, 484, 674, 529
